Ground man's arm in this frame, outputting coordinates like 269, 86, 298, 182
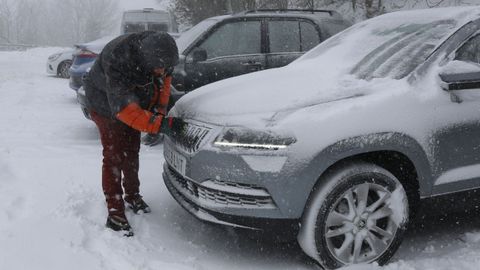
104, 64, 164, 134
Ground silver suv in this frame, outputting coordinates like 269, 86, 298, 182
163, 6, 480, 269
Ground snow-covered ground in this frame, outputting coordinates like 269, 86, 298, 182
2, 48, 480, 270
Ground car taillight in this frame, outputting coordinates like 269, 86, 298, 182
77, 49, 97, 58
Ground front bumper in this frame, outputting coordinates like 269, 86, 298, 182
161, 120, 311, 231
163, 162, 299, 231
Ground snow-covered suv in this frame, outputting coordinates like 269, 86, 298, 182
163, 6, 480, 269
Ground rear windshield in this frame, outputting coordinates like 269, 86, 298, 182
298, 18, 459, 80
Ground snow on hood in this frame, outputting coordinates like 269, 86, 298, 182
173, 62, 369, 126
172, 6, 480, 127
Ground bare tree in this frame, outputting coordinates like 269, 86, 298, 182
168, 0, 476, 28
170, 0, 230, 25
256, 0, 290, 9
0, 0, 119, 46
0, 0, 15, 43
53, 0, 119, 44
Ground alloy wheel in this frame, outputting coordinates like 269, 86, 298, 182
324, 182, 398, 264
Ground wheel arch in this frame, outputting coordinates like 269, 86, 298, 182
298, 132, 431, 221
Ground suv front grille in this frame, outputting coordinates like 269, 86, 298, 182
168, 119, 211, 153
167, 166, 275, 209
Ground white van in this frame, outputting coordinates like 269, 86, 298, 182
121, 8, 178, 35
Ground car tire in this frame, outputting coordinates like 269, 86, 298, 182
57, 60, 72, 79
298, 162, 409, 269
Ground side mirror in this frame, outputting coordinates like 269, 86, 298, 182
191, 48, 207, 63
439, 60, 480, 91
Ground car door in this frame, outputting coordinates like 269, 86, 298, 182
431, 30, 480, 195
184, 18, 265, 90
266, 18, 321, 69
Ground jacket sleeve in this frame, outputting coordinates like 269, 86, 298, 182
116, 103, 162, 133
157, 76, 172, 115
118, 75, 172, 134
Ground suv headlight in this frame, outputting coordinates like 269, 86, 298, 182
48, 53, 61, 61
214, 128, 295, 150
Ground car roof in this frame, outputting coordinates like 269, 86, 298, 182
207, 9, 345, 23
123, 8, 169, 14
240, 9, 342, 19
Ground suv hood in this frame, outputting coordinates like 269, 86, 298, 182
171, 61, 382, 127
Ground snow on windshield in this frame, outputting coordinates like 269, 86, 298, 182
297, 7, 478, 80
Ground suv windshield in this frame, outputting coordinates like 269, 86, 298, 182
298, 16, 459, 80
175, 17, 223, 53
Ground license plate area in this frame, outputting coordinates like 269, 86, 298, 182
164, 144, 187, 176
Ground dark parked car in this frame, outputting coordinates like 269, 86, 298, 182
172, 9, 351, 92
163, 6, 480, 269
73, 9, 350, 118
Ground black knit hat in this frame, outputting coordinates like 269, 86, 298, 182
138, 31, 179, 73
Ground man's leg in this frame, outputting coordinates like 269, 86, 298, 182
120, 123, 141, 197
90, 112, 127, 217
121, 126, 151, 213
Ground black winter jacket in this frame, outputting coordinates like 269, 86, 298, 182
83, 31, 178, 119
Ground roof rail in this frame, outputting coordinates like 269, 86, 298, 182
243, 9, 337, 16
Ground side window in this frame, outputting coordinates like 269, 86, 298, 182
268, 20, 300, 53
199, 20, 261, 59
300, 21, 320, 51
455, 35, 480, 64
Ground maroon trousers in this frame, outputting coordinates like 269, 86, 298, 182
91, 111, 141, 214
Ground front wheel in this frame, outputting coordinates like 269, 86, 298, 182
298, 162, 409, 269
57, 60, 72, 79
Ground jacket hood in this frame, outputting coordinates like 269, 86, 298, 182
136, 31, 179, 73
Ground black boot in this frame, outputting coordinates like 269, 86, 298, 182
106, 214, 134, 237
125, 195, 151, 214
